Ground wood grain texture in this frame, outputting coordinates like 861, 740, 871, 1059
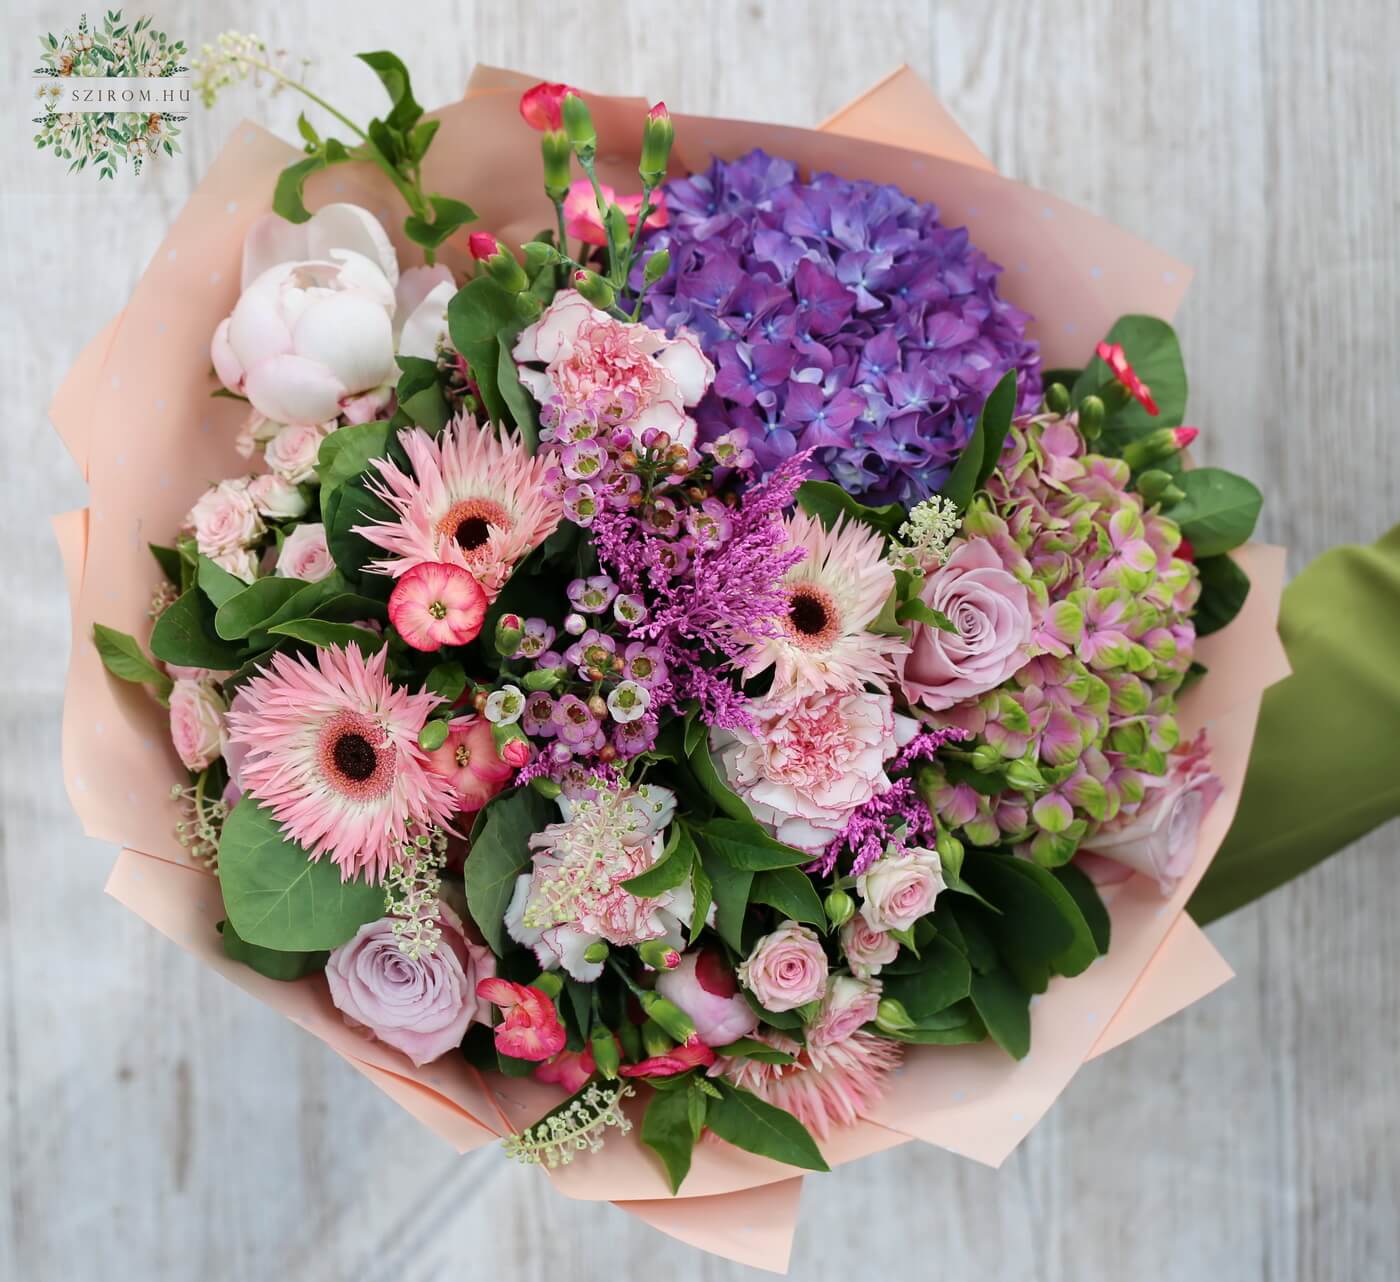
3, 1, 1398, 1279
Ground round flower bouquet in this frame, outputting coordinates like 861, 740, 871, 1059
56, 51, 1285, 1269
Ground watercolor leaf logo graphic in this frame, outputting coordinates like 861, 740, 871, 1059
32, 10, 189, 179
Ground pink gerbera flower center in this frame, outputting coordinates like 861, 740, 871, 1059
436, 498, 514, 563
317, 711, 396, 800
784, 584, 841, 650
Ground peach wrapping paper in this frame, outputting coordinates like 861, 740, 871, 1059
50, 67, 1284, 1273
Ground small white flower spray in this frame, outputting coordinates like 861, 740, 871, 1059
382, 828, 449, 959
889, 494, 962, 574
502, 1080, 635, 1169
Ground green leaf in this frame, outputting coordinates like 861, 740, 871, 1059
1052, 863, 1111, 955
1073, 314, 1188, 433
1170, 469, 1263, 558
425, 661, 467, 702
965, 854, 1099, 978
896, 598, 957, 632
196, 555, 246, 607
691, 818, 811, 871
795, 480, 904, 540
496, 330, 539, 450
969, 966, 1032, 1059
149, 590, 244, 670
214, 577, 309, 641
705, 1083, 829, 1173
271, 139, 350, 225
881, 935, 972, 1022
710, 1037, 798, 1064
688, 856, 713, 943
356, 51, 423, 131
1193, 553, 1252, 637
405, 194, 476, 251
973, 368, 1020, 490
641, 1083, 702, 1193
218, 795, 384, 951
447, 277, 517, 424
318, 420, 393, 521
623, 822, 696, 896
749, 867, 826, 927
266, 618, 385, 652
939, 412, 985, 511
698, 849, 752, 952
463, 788, 555, 953
92, 624, 171, 699
219, 919, 327, 981
149, 542, 182, 583
685, 736, 754, 822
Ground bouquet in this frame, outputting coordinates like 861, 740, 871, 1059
56, 49, 1287, 1269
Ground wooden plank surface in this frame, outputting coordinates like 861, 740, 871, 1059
2, 1, 1397, 1278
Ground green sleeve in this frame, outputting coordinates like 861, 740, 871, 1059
1189, 523, 1400, 924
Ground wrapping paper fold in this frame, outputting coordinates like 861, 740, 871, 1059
52, 65, 1281, 1272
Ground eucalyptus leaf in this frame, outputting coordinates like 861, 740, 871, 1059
1170, 468, 1263, 558
149, 590, 244, 670
214, 578, 308, 641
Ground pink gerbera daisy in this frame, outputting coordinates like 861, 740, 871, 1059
715, 1028, 902, 1139
356, 417, 563, 598
739, 510, 906, 695
226, 645, 459, 882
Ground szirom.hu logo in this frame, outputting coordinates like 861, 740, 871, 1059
32, 10, 190, 179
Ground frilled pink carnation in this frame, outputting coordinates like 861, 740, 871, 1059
900, 537, 1032, 711
713, 688, 897, 852
326, 901, 494, 1066
1082, 731, 1222, 893
714, 1026, 902, 1140
512, 289, 713, 447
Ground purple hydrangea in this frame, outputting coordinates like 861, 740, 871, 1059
635, 150, 1042, 504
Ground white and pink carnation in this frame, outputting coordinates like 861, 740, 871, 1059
512, 289, 714, 448
504, 783, 691, 982
326, 900, 495, 1066
713, 687, 897, 852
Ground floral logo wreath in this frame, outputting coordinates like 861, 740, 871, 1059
32, 10, 188, 178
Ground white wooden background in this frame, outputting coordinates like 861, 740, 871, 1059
4, 2, 1398, 1278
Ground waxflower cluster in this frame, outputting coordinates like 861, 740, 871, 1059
92, 67, 1258, 1203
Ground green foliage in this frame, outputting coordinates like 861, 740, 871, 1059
1193, 553, 1252, 637
219, 919, 327, 981
217, 796, 384, 951
318, 420, 393, 523
1169, 468, 1263, 557
446, 277, 523, 430
213, 578, 308, 641
795, 480, 905, 541
704, 1082, 829, 1172
623, 822, 696, 896
641, 1080, 706, 1193
940, 368, 1018, 509
92, 624, 172, 702
266, 619, 385, 652
150, 590, 244, 670
1072, 314, 1189, 437
969, 966, 1032, 1059
749, 867, 826, 928
463, 788, 555, 953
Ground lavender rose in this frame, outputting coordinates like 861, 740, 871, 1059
1082, 732, 1222, 894
856, 847, 945, 933
656, 948, 759, 1046
737, 920, 828, 1012
326, 902, 495, 1066
900, 538, 1032, 711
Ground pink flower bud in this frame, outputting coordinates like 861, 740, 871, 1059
468, 231, 500, 261
518, 81, 578, 132
1173, 426, 1199, 448
648, 100, 670, 122
500, 738, 531, 768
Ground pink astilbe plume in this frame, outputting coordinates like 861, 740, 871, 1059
227, 645, 459, 882
356, 417, 563, 598
715, 1028, 903, 1140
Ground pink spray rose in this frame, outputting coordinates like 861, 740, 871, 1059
809, 975, 881, 1050
274, 522, 335, 582
247, 472, 309, 520
839, 917, 900, 979
655, 948, 759, 1046
188, 478, 263, 557
1082, 732, 1222, 893
713, 688, 897, 852
264, 421, 329, 484
512, 289, 713, 448
737, 921, 828, 1013
900, 537, 1033, 711
856, 847, 945, 933
167, 677, 227, 770
326, 901, 495, 1067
